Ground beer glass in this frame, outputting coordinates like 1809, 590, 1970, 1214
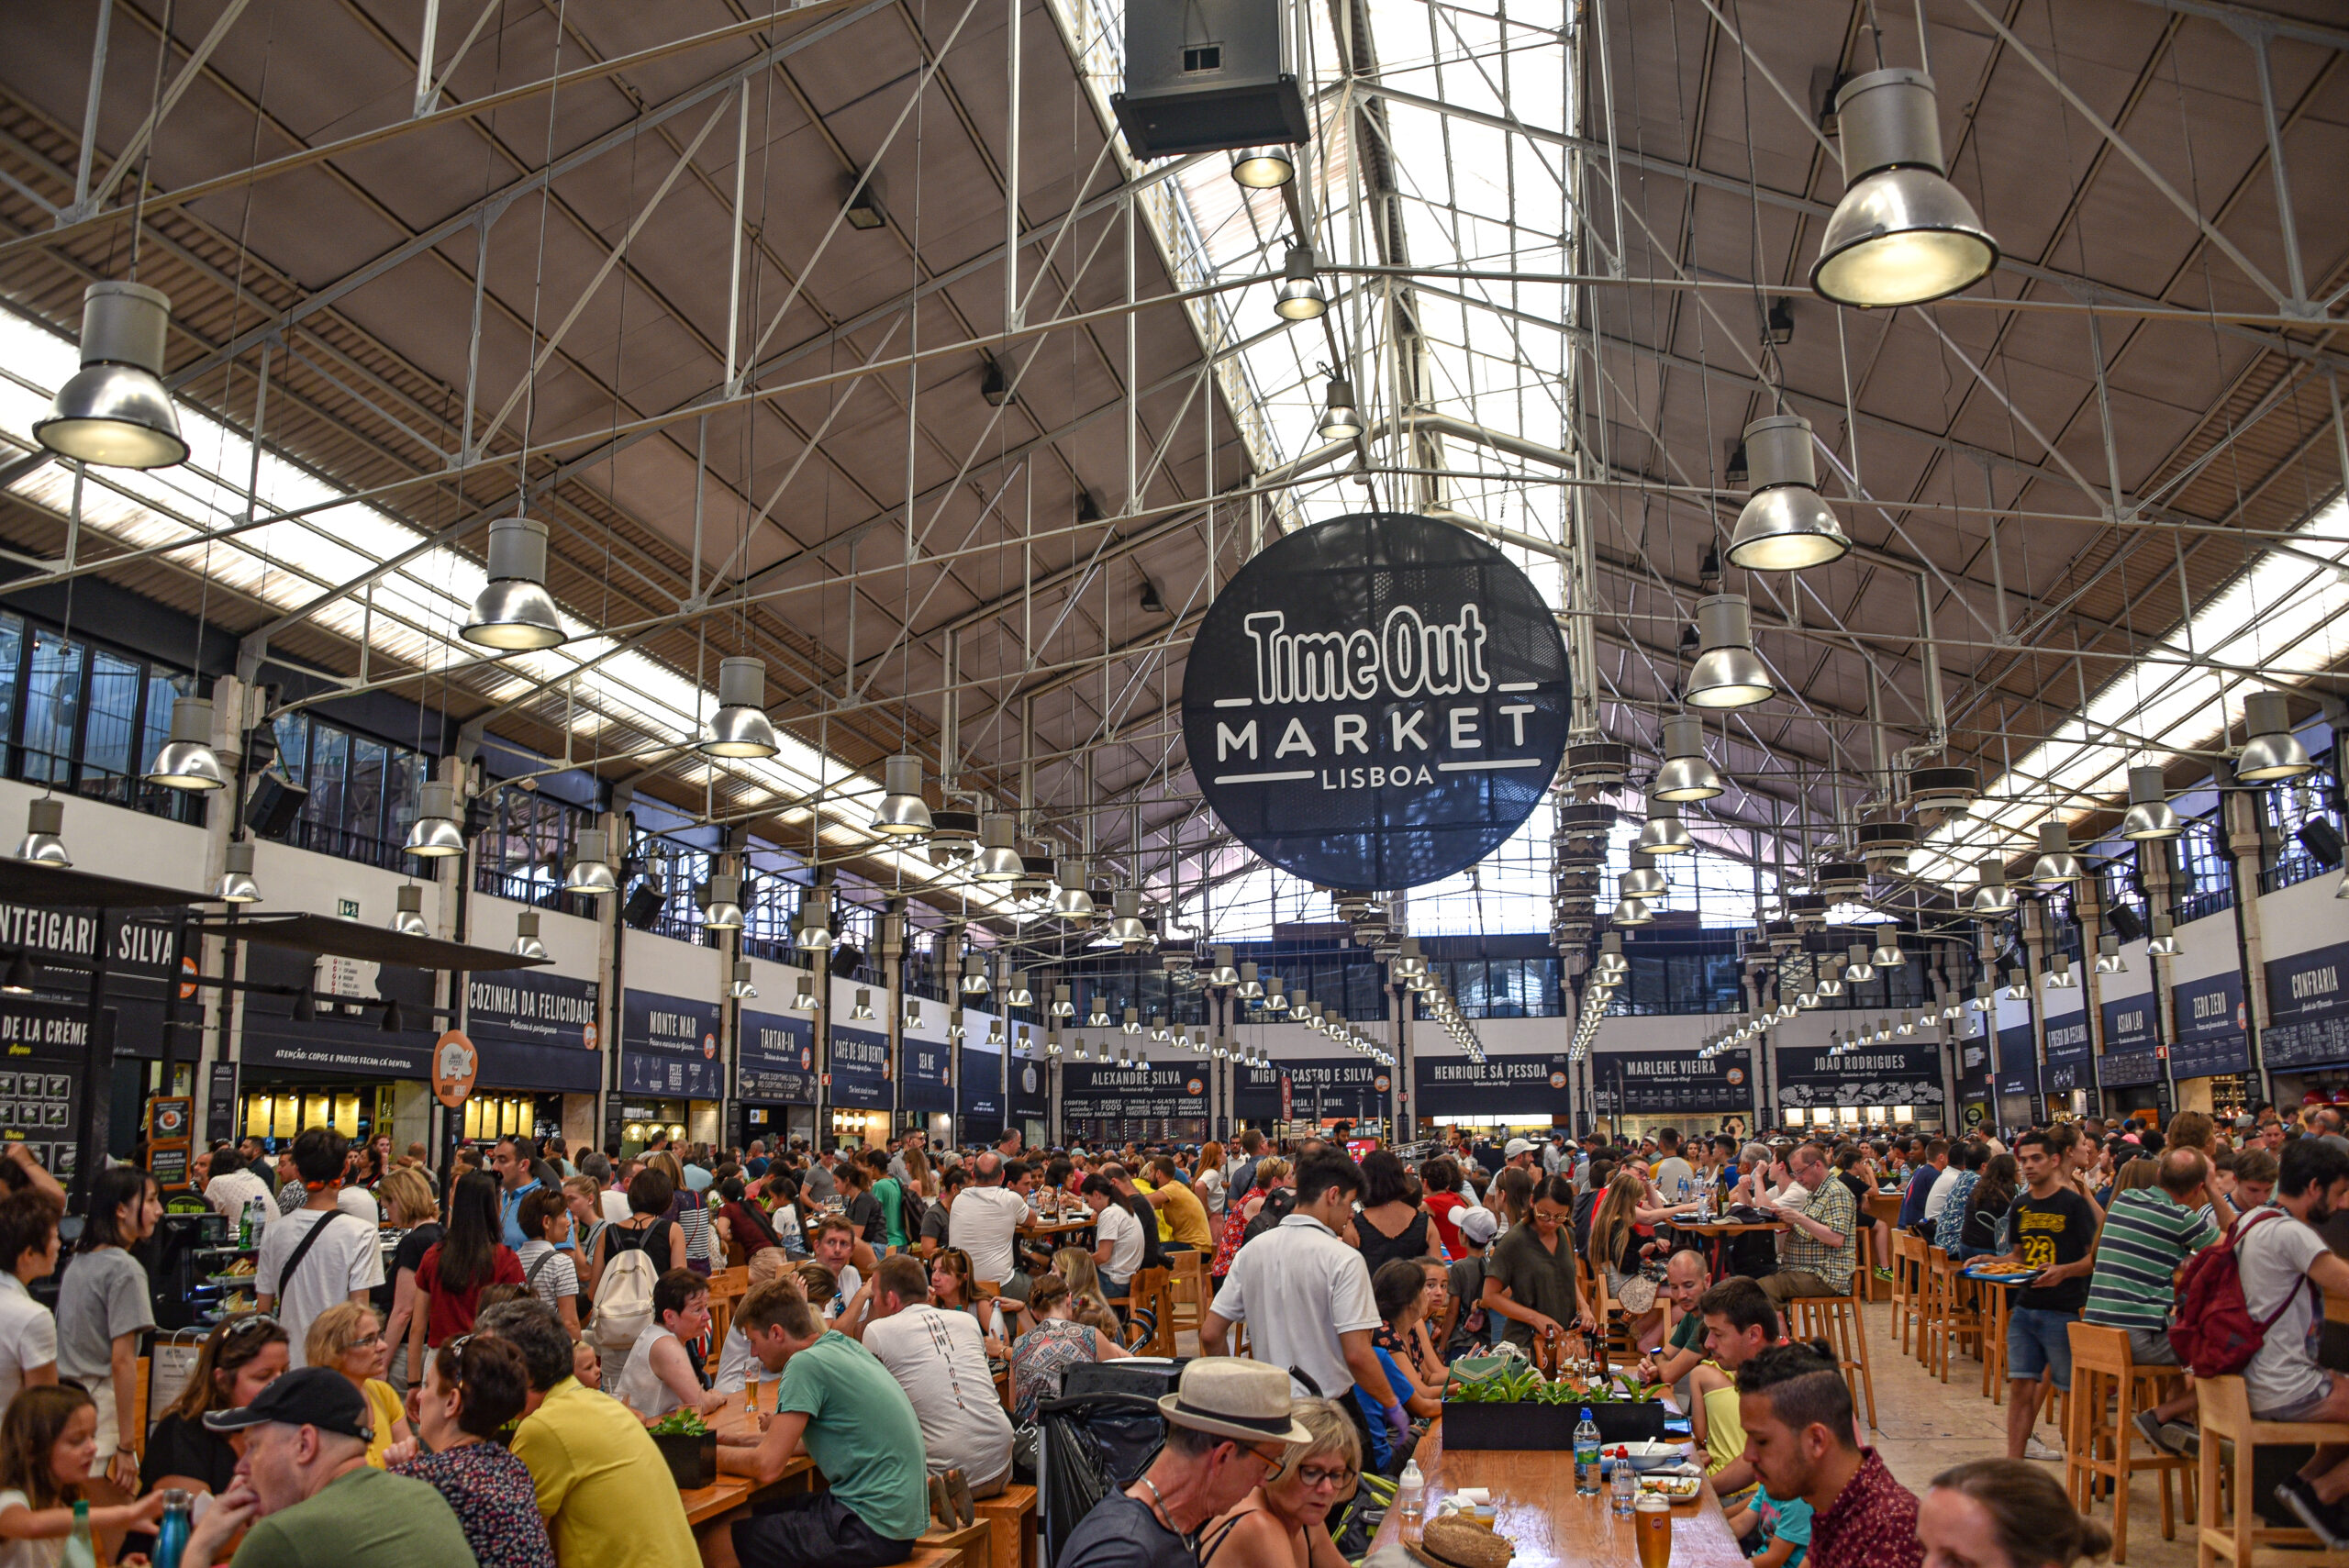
1633, 1494, 1672, 1568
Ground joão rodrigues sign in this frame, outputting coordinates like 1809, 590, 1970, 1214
1181, 512, 1571, 888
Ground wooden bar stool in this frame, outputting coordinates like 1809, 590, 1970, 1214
2065, 1322, 2193, 1563
1167, 1251, 1206, 1339
1889, 1231, 1926, 1356
2196, 1374, 2349, 1568
1920, 1246, 1982, 1385
1785, 1265, 1877, 1431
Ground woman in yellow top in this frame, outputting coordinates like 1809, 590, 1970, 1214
304, 1301, 412, 1466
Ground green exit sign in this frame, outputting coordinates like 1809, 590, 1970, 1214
338, 898, 360, 919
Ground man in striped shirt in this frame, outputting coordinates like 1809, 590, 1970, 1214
2082, 1147, 2218, 1455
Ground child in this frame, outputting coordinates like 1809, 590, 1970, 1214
1443, 1207, 1497, 1359
0, 1385, 166, 1565
1726, 1485, 1812, 1568
613, 1267, 727, 1421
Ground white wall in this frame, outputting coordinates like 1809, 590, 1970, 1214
0, 778, 210, 889
470, 891, 600, 980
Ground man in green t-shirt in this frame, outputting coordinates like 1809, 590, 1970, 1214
178, 1368, 480, 1568
722, 1279, 938, 1568
1634, 1250, 1713, 1389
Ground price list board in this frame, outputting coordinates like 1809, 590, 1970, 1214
2099, 1051, 2163, 1086
2266, 942, 2349, 1071
2263, 1017, 2349, 1070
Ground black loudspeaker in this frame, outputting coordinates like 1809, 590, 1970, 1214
2110, 905, 2144, 943
622, 880, 665, 929
243, 771, 308, 839
2300, 819, 2344, 869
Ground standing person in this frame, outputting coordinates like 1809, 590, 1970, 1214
716, 1281, 937, 1566
1917, 1459, 2113, 1568
868, 1151, 908, 1254
1441, 1207, 1498, 1357
1054, 1359, 1313, 1568
410, 1172, 526, 1375
1229, 1131, 1265, 1204
1199, 1151, 1401, 1454
860, 1255, 1016, 1505
0, 1190, 60, 1412
256, 1127, 384, 1368
303, 1304, 411, 1468
1196, 1141, 1228, 1228
1351, 1151, 1442, 1278
390, 1335, 556, 1568
375, 1166, 442, 1391
1987, 1129, 2101, 1462
1736, 1344, 1922, 1568
514, 1190, 584, 1340
1419, 1159, 1471, 1257
1481, 1174, 1598, 1356
56, 1165, 159, 1489
489, 1136, 546, 1252
1081, 1174, 1146, 1304
203, 1147, 273, 1230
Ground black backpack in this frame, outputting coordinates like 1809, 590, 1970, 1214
1240, 1186, 1300, 1249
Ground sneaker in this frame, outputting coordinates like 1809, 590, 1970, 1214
1875, 1266, 1894, 1282
2160, 1422, 2201, 1458
2022, 1437, 2062, 1462
2134, 1409, 2180, 1455
2277, 1475, 2349, 1548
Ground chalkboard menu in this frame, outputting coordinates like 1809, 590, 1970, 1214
829, 1026, 891, 1109
1996, 1024, 2037, 1099
2099, 992, 2161, 1087
2266, 941, 2349, 1070
1590, 1051, 1750, 1115
1061, 1062, 1212, 1120
2043, 1017, 2092, 1093
0, 998, 93, 1179
2171, 972, 2251, 1080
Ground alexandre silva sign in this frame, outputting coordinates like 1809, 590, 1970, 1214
1180, 512, 1571, 889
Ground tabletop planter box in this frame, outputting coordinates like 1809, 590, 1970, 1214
1441, 1397, 1668, 1450
652, 1429, 718, 1490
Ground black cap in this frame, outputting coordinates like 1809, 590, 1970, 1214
202, 1366, 373, 1441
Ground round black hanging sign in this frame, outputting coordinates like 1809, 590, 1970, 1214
1182, 511, 1571, 889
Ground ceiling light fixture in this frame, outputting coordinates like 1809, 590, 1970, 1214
730, 962, 759, 1000
144, 695, 226, 791
2121, 765, 2181, 840
404, 781, 466, 858
462, 513, 568, 651
1726, 413, 1850, 571
2237, 690, 2315, 781
1274, 246, 1327, 319
1651, 712, 1726, 800
1684, 594, 1774, 709
871, 753, 933, 836
563, 829, 617, 895
702, 873, 745, 930
389, 884, 429, 937
2030, 820, 2085, 885
34, 281, 188, 469
1811, 69, 1998, 307
852, 988, 875, 1020
1635, 798, 1695, 855
972, 814, 1024, 882
19, 798, 74, 868
217, 840, 262, 905
512, 910, 547, 959
2148, 916, 2179, 956
1317, 377, 1364, 441
700, 656, 779, 758
1969, 856, 2017, 916
2095, 934, 2126, 974
1230, 145, 1296, 187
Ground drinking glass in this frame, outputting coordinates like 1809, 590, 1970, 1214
1633, 1495, 1672, 1568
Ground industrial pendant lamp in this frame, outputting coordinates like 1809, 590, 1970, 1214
962, 953, 991, 994
1611, 895, 1653, 927
1597, 931, 1629, 977
512, 910, 547, 959
1274, 247, 1328, 320
1871, 930, 1906, 969
1122, 1006, 1142, 1037
404, 781, 466, 858
2095, 934, 2126, 974
1636, 799, 1695, 855
1683, 595, 1774, 709
2046, 954, 2077, 989
2030, 820, 2085, 885
1230, 145, 1295, 188
2006, 967, 2030, 1000
1052, 861, 1095, 920
1817, 955, 1845, 997
1086, 993, 1112, 1028
1237, 962, 1264, 1001
1969, 856, 2017, 916
973, 814, 1023, 880
1005, 970, 1034, 1007
35, 282, 188, 468
1811, 70, 1998, 308
792, 975, 818, 1010
1208, 945, 1240, 988
2237, 691, 2315, 781
852, 988, 875, 1020
2148, 916, 2179, 956
1072, 1035, 1090, 1062
700, 657, 779, 758
216, 840, 262, 905
905, 998, 924, 1030
703, 873, 745, 930
729, 962, 759, 1000
0, 952, 35, 997
1262, 977, 1288, 1014
1651, 713, 1726, 801
1844, 941, 1875, 984
564, 829, 617, 894
144, 695, 226, 791
1620, 850, 1666, 899
1317, 377, 1364, 441
2121, 765, 2181, 840
1108, 888, 1152, 948
462, 514, 568, 651
796, 890, 833, 951
16, 799, 70, 868
872, 754, 933, 835
1726, 414, 1850, 571
389, 884, 429, 937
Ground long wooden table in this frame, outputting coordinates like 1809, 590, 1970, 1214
674, 1390, 817, 1527
1370, 1419, 1744, 1567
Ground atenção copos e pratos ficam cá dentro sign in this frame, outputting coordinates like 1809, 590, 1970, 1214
1180, 512, 1572, 888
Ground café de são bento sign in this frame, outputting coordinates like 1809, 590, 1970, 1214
1181, 513, 1572, 888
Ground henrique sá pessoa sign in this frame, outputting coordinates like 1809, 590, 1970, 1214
1181, 512, 1571, 888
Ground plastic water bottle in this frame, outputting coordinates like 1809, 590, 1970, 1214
153, 1490, 192, 1568
1574, 1409, 1601, 1496
1611, 1447, 1636, 1516
61, 1502, 94, 1568
1397, 1459, 1424, 1523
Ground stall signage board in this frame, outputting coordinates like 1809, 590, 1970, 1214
465, 971, 601, 1094
2043, 1018, 2093, 1093
903, 1039, 952, 1113
958, 1047, 1003, 1128
1591, 1051, 1748, 1116
1007, 1053, 1048, 1119
1413, 1052, 1575, 1118
205, 1061, 237, 1145
1235, 1059, 1385, 1119
2170, 972, 2252, 1080
737, 1010, 817, 1105
829, 1026, 891, 1109
1996, 1024, 2038, 1099
2099, 993, 2163, 1087
1180, 512, 1572, 890
2265, 940, 2349, 1070
1060, 1062, 1211, 1120
145, 1095, 192, 1189
0, 997, 89, 1178
239, 946, 435, 1079
1773, 1043, 1944, 1107
618, 991, 722, 1100
0, 904, 184, 1063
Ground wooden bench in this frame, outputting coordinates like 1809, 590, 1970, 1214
916, 1517, 993, 1568
974, 1484, 1038, 1568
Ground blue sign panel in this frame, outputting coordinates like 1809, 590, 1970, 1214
903, 1038, 952, 1113
1413, 1052, 1574, 1118
467, 971, 601, 1094
1007, 1051, 1049, 1120
1236, 1059, 1388, 1119
2171, 972, 2252, 1080
829, 1026, 890, 1109
2099, 993, 2161, 1087
1061, 1062, 1213, 1120
619, 991, 722, 1099
2266, 941, 2349, 1070
2043, 1016, 2093, 1094
1773, 1044, 1944, 1107
1996, 1024, 2038, 1099
738, 1010, 816, 1105
958, 1048, 1003, 1129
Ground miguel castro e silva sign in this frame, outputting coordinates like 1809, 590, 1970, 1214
1182, 512, 1571, 887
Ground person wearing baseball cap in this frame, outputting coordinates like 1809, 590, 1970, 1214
1502, 1138, 1536, 1170
1442, 1207, 1501, 1357
176, 1367, 479, 1568
1056, 1360, 1312, 1568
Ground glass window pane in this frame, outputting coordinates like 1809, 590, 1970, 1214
305, 724, 349, 837
384, 749, 422, 842
0, 616, 22, 778
80, 650, 140, 799
347, 738, 387, 842
273, 715, 308, 784
19, 632, 81, 785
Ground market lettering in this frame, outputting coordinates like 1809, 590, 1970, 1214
0, 907, 95, 960
2193, 992, 2229, 1021
114, 923, 174, 966
1242, 606, 1491, 704
0, 1015, 85, 1048
2292, 965, 2339, 1001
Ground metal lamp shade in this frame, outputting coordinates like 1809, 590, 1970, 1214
563, 829, 618, 893
405, 781, 466, 857
1317, 377, 1364, 441
2047, 955, 2077, 989
872, 753, 933, 835
973, 815, 1024, 880
1611, 895, 1653, 926
1636, 799, 1695, 855
962, 955, 991, 994
1274, 247, 1327, 320
1006, 971, 1033, 1006
2030, 820, 2085, 885
1844, 941, 1875, 984
1109, 888, 1152, 946
1230, 145, 1295, 187
703, 873, 745, 929
512, 910, 547, 959
1969, 857, 2017, 915
852, 988, 874, 1020
1651, 712, 1725, 800
462, 516, 568, 650
2121, 765, 2181, 840
1262, 980, 1287, 1013
145, 695, 226, 791
1684, 595, 1774, 709
390, 884, 429, 936
16, 798, 68, 868
2236, 691, 2314, 781
1726, 416, 1848, 571
1620, 851, 1665, 899
1810, 72, 1998, 308
35, 283, 188, 469
217, 840, 262, 905
1051, 861, 1095, 919
700, 657, 779, 758
730, 962, 759, 999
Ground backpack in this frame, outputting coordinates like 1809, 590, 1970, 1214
2169, 1207, 2309, 1378
1240, 1186, 1299, 1249
592, 1228, 662, 1354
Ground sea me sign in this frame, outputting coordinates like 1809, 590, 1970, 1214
1181, 512, 1572, 889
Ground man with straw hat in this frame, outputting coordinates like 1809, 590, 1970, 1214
1056, 1359, 1313, 1568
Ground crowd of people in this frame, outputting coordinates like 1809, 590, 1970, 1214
0, 1102, 2321, 1568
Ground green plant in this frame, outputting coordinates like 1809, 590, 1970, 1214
648, 1409, 710, 1436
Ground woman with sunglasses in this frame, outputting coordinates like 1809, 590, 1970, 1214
123, 1315, 288, 1559
306, 1301, 412, 1467
1197, 1398, 1360, 1568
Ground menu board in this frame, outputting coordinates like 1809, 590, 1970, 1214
829, 1026, 891, 1109
1590, 1051, 1750, 1115
737, 1010, 817, 1105
2043, 1018, 2092, 1093
2266, 941, 2349, 1070
2171, 972, 2252, 1080
1235, 1059, 1386, 1119
0, 999, 91, 1178
618, 991, 722, 1099
1059, 1062, 1212, 1120
2098, 992, 2161, 1087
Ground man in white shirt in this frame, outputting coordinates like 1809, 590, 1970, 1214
253, 1127, 385, 1367
858, 1255, 1014, 1496
948, 1152, 1036, 1301
0, 1189, 59, 1411
201, 1148, 273, 1231
1922, 1149, 1967, 1227
2238, 1140, 2349, 1545
1199, 1149, 1403, 1452
1082, 1174, 1145, 1299
1652, 1129, 1697, 1201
